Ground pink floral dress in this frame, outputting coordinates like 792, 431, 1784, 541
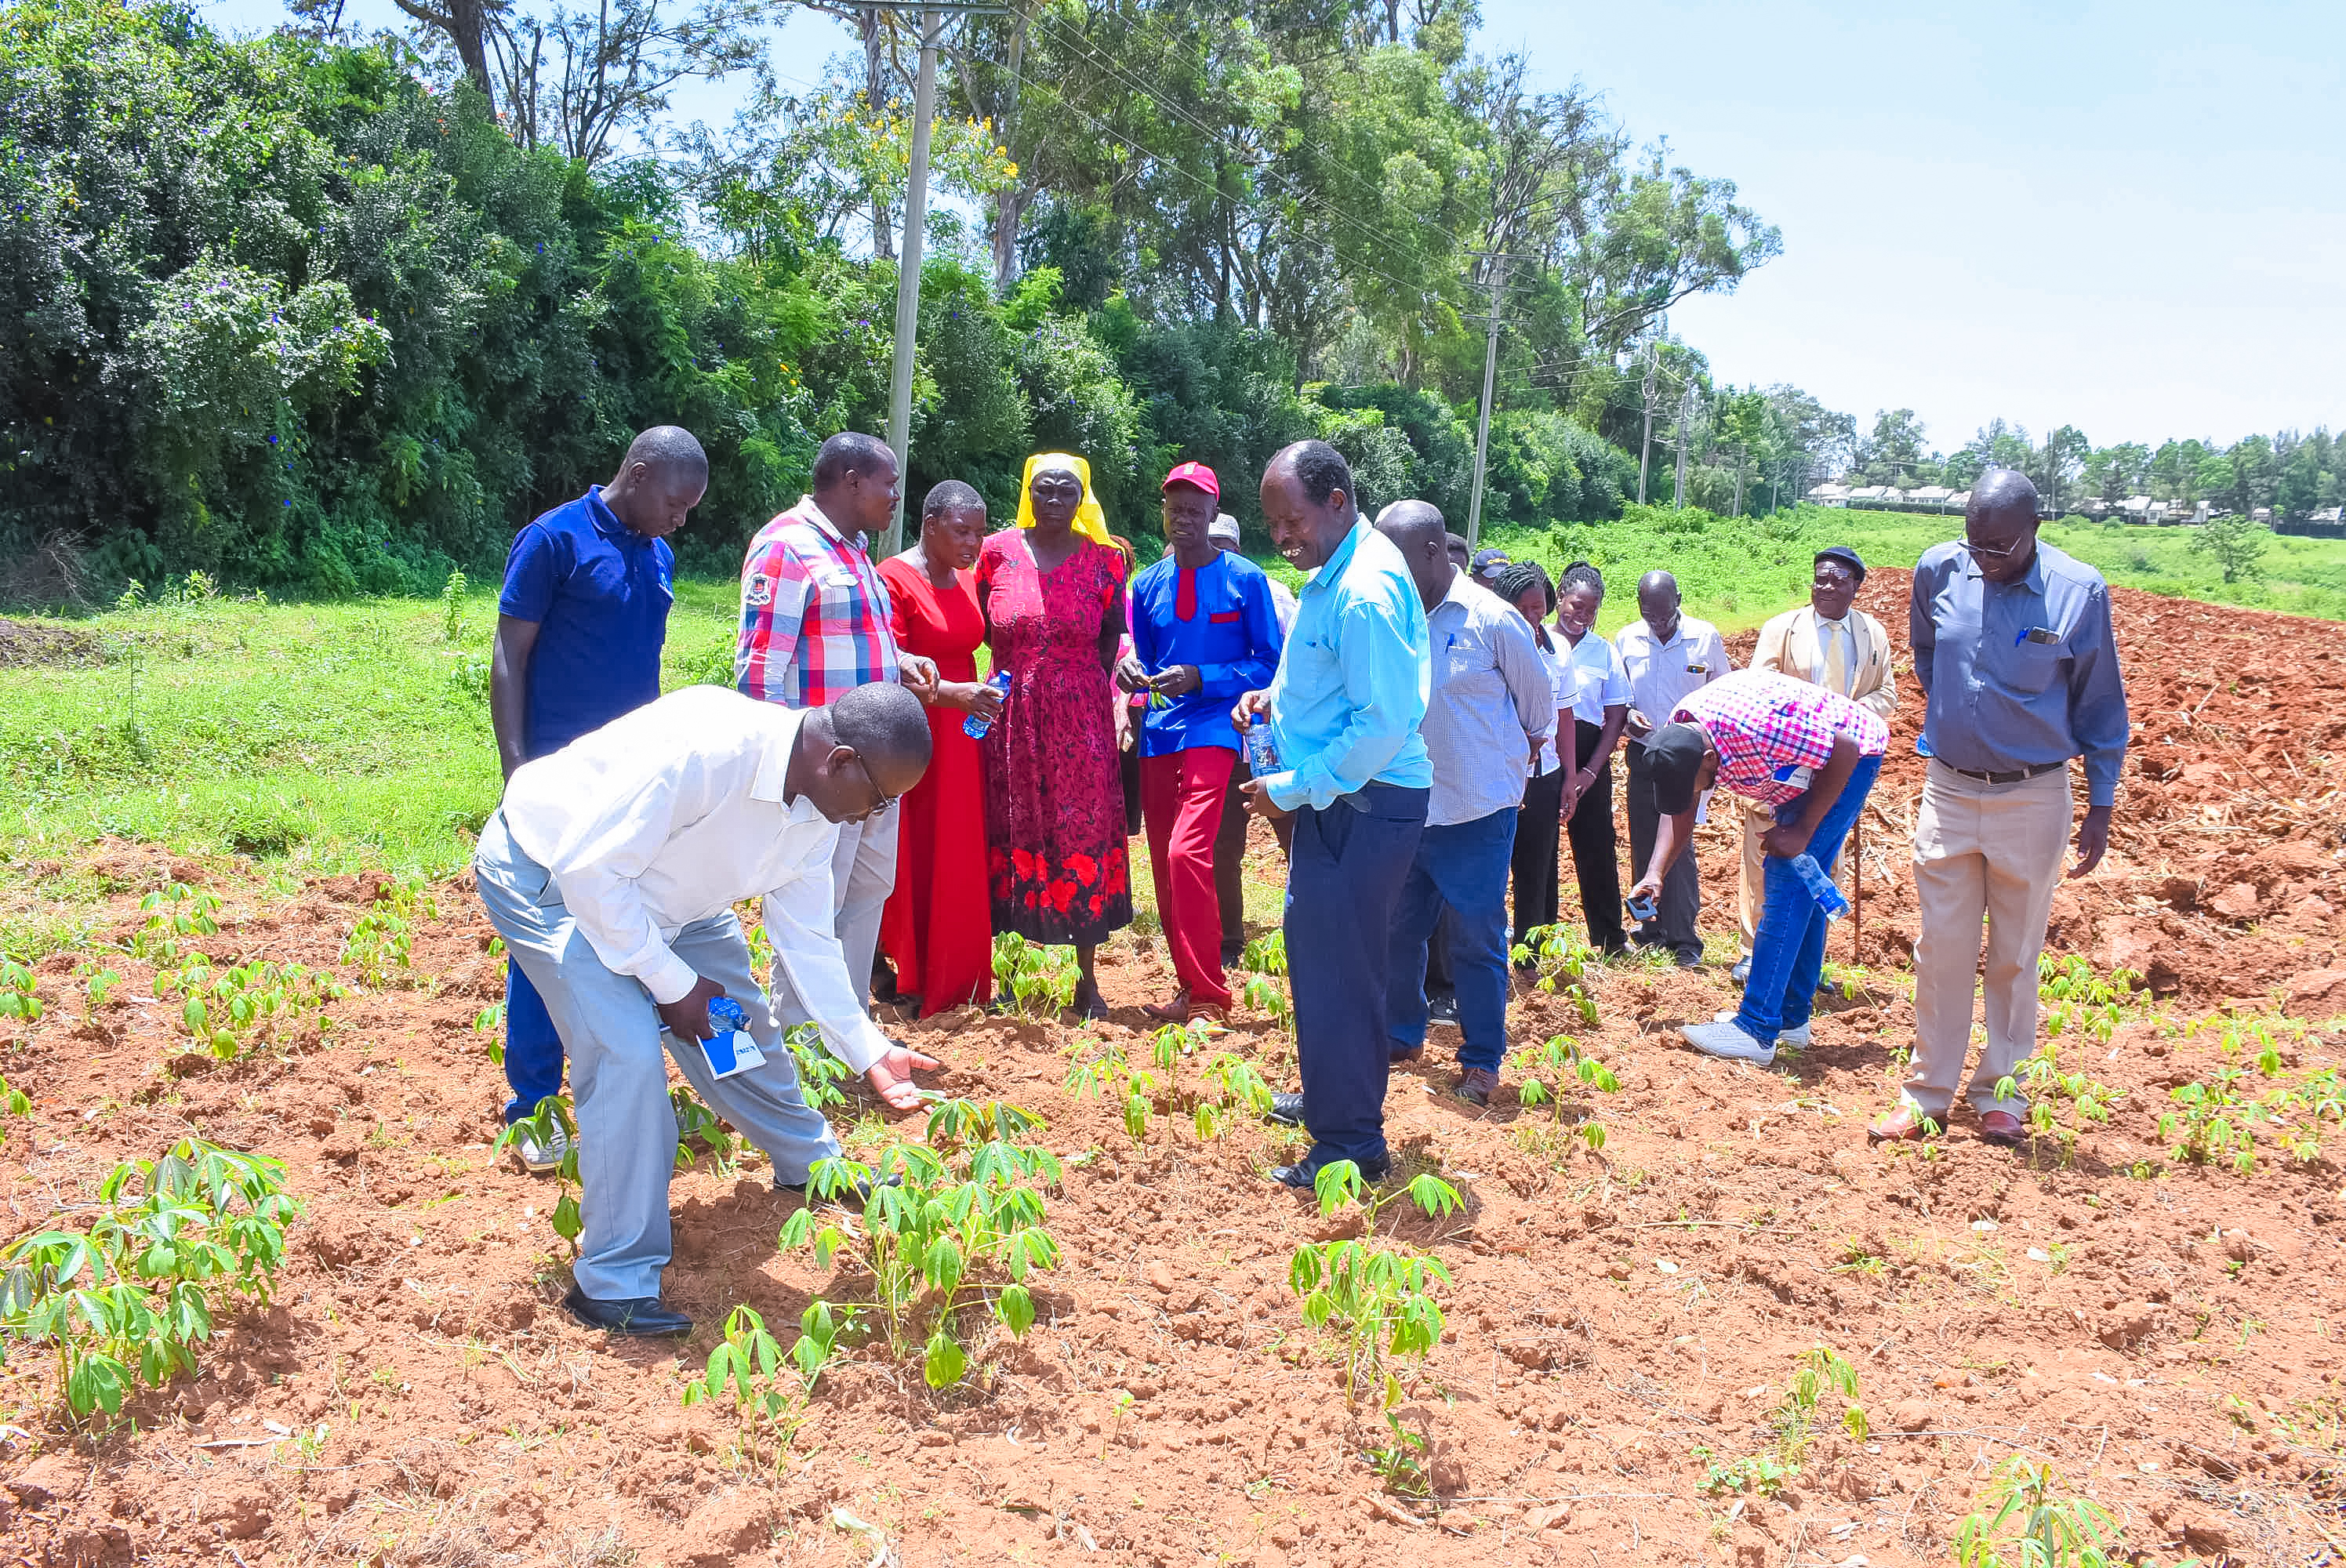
976, 529, 1132, 945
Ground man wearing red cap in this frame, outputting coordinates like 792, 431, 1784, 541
1119, 462, 1286, 1020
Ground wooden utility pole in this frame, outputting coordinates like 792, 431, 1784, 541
1636, 336, 1658, 506
1671, 378, 1695, 508
881, 7, 941, 557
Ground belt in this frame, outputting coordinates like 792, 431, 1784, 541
1941, 760, 2065, 785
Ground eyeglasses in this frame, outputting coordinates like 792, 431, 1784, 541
852, 752, 899, 815
1960, 536, 2024, 562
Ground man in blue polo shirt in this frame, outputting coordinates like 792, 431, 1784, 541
1121, 461, 1284, 1024
490, 425, 706, 1171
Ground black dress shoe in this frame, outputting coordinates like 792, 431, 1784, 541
1269, 1152, 1392, 1189
1266, 1091, 1306, 1127
562, 1286, 692, 1337
1730, 956, 1751, 987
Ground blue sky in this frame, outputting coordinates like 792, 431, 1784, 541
205, 0, 2343, 453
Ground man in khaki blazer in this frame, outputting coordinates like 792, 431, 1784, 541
1733, 546, 1895, 980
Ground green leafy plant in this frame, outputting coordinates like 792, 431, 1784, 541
438, 568, 468, 641
779, 1099, 1060, 1389
495, 1097, 583, 1254
2159, 1066, 2265, 1174
341, 874, 436, 989
670, 1084, 736, 1170
1287, 1161, 1459, 1405
153, 956, 343, 1060
1952, 1457, 2125, 1568
129, 884, 220, 964
992, 931, 1079, 1016
1240, 931, 1287, 975
1511, 1033, 1620, 1153
1508, 924, 1601, 1027
1697, 1447, 1789, 1499
0, 1140, 299, 1419
781, 1021, 853, 1110
78, 963, 123, 1019
0, 956, 41, 1033
680, 1303, 837, 1469
1065, 1034, 1158, 1145
2037, 954, 2138, 1044
1778, 1345, 1867, 1463
1993, 1044, 2123, 1162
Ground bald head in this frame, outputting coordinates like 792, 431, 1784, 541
1964, 469, 2043, 584
603, 425, 708, 539
1636, 569, 1681, 641
1374, 500, 1452, 611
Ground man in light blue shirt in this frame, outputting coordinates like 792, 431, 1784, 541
1236, 441, 1431, 1188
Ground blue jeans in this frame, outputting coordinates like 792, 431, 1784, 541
503, 961, 564, 1124
1737, 755, 1882, 1044
474, 812, 844, 1301
1386, 808, 1517, 1072
1286, 783, 1429, 1167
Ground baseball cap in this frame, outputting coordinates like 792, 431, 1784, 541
1646, 721, 1711, 816
1208, 513, 1241, 548
1814, 545, 1867, 583
1162, 461, 1219, 501
1471, 546, 1510, 575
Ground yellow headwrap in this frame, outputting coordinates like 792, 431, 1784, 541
1015, 452, 1113, 548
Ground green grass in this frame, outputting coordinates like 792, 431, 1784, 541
1484, 503, 2346, 634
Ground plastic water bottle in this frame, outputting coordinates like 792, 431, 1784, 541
963, 670, 1012, 739
1790, 853, 1850, 921
1243, 714, 1282, 776
699, 996, 767, 1079
1916, 731, 1934, 758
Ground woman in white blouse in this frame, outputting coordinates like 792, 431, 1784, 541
1552, 562, 1632, 954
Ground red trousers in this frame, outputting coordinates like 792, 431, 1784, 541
1141, 746, 1236, 1009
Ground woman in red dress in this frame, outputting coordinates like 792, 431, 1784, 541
877, 481, 1000, 1016
977, 453, 1131, 1019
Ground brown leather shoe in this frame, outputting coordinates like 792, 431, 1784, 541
1142, 990, 1190, 1022
1867, 1105, 1937, 1143
1978, 1110, 2028, 1147
1184, 1000, 1228, 1025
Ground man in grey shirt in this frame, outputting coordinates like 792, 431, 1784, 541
1373, 501, 1552, 1106
1875, 469, 2130, 1148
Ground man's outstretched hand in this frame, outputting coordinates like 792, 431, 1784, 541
866, 1044, 942, 1109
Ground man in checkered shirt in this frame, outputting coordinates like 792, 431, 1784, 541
1628, 669, 1887, 1068
735, 432, 940, 1014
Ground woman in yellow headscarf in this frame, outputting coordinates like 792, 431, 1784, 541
975, 452, 1133, 1018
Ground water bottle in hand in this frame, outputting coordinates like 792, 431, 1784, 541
1242, 714, 1282, 777
699, 995, 768, 1080
963, 670, 1013, 739
1790, 853, 1850, 921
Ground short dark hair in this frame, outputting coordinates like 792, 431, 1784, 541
813, 432, 896, 490
1280, 440, 1353, 513
1560, 560, 1606, 601
921, 479, 984, 521
623, 425, 707, 479
831, 681, 932, 772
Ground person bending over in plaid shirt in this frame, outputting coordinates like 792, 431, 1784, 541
1629, 670, 1888, 1069
736, 432, 940, 1015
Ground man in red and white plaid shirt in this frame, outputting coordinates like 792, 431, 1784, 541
735, 432, 939, 1011
1629, 670, 1887, 1068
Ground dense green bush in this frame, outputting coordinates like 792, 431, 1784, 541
0, 0, 1640, 603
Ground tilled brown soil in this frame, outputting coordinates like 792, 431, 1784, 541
3, 581, 2345, 1568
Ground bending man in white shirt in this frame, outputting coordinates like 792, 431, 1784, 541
474, 681, 941, 1337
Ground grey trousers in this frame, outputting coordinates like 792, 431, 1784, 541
474, 812, 844, 1302
776, 800, 897, 1009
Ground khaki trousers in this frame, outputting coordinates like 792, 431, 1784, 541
1736, 798, 1770, 949
1905, 760, 2072, 1118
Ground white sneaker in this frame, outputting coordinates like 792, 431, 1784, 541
1714, 1010, 1809, 1048
1683, 1019, 1777, 1066
511, 1122, 572, 1174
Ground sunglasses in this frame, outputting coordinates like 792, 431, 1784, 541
1959, 536, 2025, 562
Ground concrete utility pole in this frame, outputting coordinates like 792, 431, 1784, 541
1464, 252, 1514, 547
1671, 378, 1695, 508
881, 5, 942, 557
1636, 336, 1659, 506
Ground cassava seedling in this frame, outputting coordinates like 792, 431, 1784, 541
496, 1097, 584, 1253
1952, 1457, 2126, 1568
1511, 1033, 1620, 1154
680, 1303, 836, 1470
992, 931, 1079, 1016
1286, 1160, 1461, 1406
779, 1098, 1060, 1390
1508, 924, 1601, 1027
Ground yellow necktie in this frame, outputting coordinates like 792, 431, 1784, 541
1822, 619, 1852, 695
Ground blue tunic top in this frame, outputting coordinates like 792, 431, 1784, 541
1128, 551, 1285, 757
